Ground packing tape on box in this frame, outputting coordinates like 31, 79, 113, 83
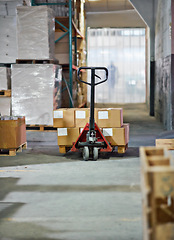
76, 111, 86, 119
103, 128, 113, 136
57, 128, 67, 136
54, 110, 63, 118
98, 111, 108, 119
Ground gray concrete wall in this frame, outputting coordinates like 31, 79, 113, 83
154, 0, 172, 129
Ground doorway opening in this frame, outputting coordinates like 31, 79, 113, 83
87, 28, 146, 104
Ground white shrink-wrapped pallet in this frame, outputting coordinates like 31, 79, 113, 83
11, 64, 62, 125
0, 16, 17, 63
0, 97, 11, 115
0, 0, 26, 16
16, 6, 55, 60
0, 67, 11, 90
0, 1, 30, 64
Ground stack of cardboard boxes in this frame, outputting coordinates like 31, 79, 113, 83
53, 108, 129, 152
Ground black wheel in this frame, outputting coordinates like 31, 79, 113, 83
93, 147, 98, 161
83, 146, 89, 161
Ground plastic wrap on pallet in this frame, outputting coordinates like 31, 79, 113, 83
11, 64, 62, 125
35, 0, 68, 17
0, 16, 17, 63
0, 0, 24, 16
0, 97, 11, 116
16, 6, 55, 60
0, 67, 11, 90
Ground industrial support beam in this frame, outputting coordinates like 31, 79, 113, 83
171, 0, 174, 129
129, 0, 157, 116
69, 0, 73, 108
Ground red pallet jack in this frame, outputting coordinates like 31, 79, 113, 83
71, 67, 112, 161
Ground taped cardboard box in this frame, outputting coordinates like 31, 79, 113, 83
53, 108, 75, 128
103, 124, 129, 146
57, 127, 79, 146
96, 108, 123, 128
75, 108, 90, 127
0, 116, 26, 149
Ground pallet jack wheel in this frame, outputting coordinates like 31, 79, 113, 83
93, 147, 98, 161
83, 146, 89, 161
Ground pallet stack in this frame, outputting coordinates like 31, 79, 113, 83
0, 116, 27, 156
53, 108, 129, 153
11, 6, 62, 129
140, 147, 174, 240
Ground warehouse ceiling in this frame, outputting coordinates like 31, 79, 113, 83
85, 0, 134, 12
85, 0, 146, 28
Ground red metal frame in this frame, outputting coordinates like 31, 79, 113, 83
71, 123, 112, 152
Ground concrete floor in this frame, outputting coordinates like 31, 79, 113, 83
0, 104, 165, 240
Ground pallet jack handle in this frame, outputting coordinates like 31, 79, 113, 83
77, 67, 108, 86
77, 67, 108, 132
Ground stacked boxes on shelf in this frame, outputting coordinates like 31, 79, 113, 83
140, 147, 174, 240
53, 108, 129, 153
0, 116, 27, 155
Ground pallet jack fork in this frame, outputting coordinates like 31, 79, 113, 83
71, 67, 112, 161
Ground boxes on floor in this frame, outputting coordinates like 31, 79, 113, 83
53, 108, 75, 128
57, 128, 79, 146
103, 124, 129, 146
0, 116, 26, 149
95, 108, 123, 128
75, 108, 90, 128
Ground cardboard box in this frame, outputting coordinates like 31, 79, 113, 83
55, 42, 69, 54
55, 32, 69, 43
57, 127, 79, 146
55, 53, 69, 64
75, 108, 90, 127
53, 108, 75, 128
103, 124, 129, 146
0, 116, 26, 149
96, 108, 123, 128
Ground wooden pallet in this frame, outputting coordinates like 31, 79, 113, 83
26, 125, 57, 132
59, 145, 72, 154
140, 147, 174, 240
0, 90, 11, 97
156, 138, 174, 150
16, 59, 59, 64
0, 142, 27, 156
117, 144, 128, 154
58, 144, 128, 154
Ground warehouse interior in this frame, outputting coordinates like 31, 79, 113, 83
0, 0, 174, 239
